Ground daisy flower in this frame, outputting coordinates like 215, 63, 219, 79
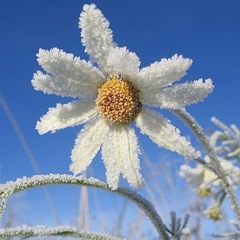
179, 156, 240, 196
32, 4, 214, 189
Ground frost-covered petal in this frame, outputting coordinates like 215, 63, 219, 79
102, 125, 143, 189
142, 79, 214, 109
70, 116, 110, 174
105, 47, 140, 79
80, 4, 114, 74
137, 54, 192, 91
32, 71, 99, 99
136, 108, 200, 159
179, 165, 203, 186
36, 48, 105, 84
102, 128, 121, 189
36, 100, 98, 135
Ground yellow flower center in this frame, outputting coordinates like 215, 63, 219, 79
96, 77, 142, 124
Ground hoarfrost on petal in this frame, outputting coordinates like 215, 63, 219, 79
135, 108, 200, 159
102, 125, 143, 189
102, 127, 121, 189
36, 100, 98, 135
138, 54, 192, 91
70, 117, 110, 175
36, 48, 105, 85
80, 4, 114, 75
118, 125, 143, 188
32, 71, 99, 99
106, 47, 140, 80
142, 79, 214, 109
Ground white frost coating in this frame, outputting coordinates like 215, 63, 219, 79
32, 71, 99, 98
138, 54, 192, 91
80, 4, 114, 74
102, 127, 121, 189
141, 79, 214, 109
0, 225, 124, 240
70, 117, 110, 174
135, 108, 201, 159
105, 47, 140, 80
36, 100, 98, 134
32, 4, 214, 189
210, 117, 240, 159
102, 125, 143, 189
37, 48, 105, 84
119, 126, 143, 188
211, 117, 233, 134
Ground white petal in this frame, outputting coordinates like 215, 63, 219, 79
105, 47, 140, 79
32, 71, 99, 99
142, 79, 214, 109
36, 100, 98, 135
179, 165, 203, 186
36, 48, 105, 85
118, 126, 143, 188
136, 108, 200, 159
138, 54, 192, 91
102, 125, 143, 189
80, 4, 114, 75
70, 116, 110, 174
101, 127, 121, 189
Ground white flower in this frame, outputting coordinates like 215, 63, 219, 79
204, 205, 223, 221
180, 157, 240, 194
32, 4, 214, 189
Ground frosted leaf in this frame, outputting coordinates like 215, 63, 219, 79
135, 108, 200, 159
210, 117, 240, 159
32, 71, 100, 99
142, 79, 214, 109
211, 117, 233, 134
167, 212, 191, 238
80, 4, 114, 75
105, 47, 140, 80
36, 100, 98, 135
70, 116, 110, 174
36, 48, 105, 84
209, 131, 225, 149
102, 125, 143, 189
138, 54, 192, 91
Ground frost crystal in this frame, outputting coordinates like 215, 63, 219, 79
32, 4, 214, 189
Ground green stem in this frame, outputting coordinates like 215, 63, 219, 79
173, 108, 240, 221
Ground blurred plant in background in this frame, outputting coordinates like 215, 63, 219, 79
180, 118, 240, 223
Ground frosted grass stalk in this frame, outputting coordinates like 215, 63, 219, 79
0, 225, 124, 240
0, 174, 170, 240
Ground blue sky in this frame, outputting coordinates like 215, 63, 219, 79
1, 0, 240, 237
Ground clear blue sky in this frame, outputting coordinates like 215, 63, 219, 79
0, 0, 240, 237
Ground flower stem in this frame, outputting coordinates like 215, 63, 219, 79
173, 108, 240, 221
0, 225, 122, 240
0, 174, 170, 240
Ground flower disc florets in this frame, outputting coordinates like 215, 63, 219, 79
96, 77, 142, 124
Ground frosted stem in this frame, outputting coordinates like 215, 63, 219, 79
173, 108, 240, 221
0, 174, 170, 240
0, 225, 123, 239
